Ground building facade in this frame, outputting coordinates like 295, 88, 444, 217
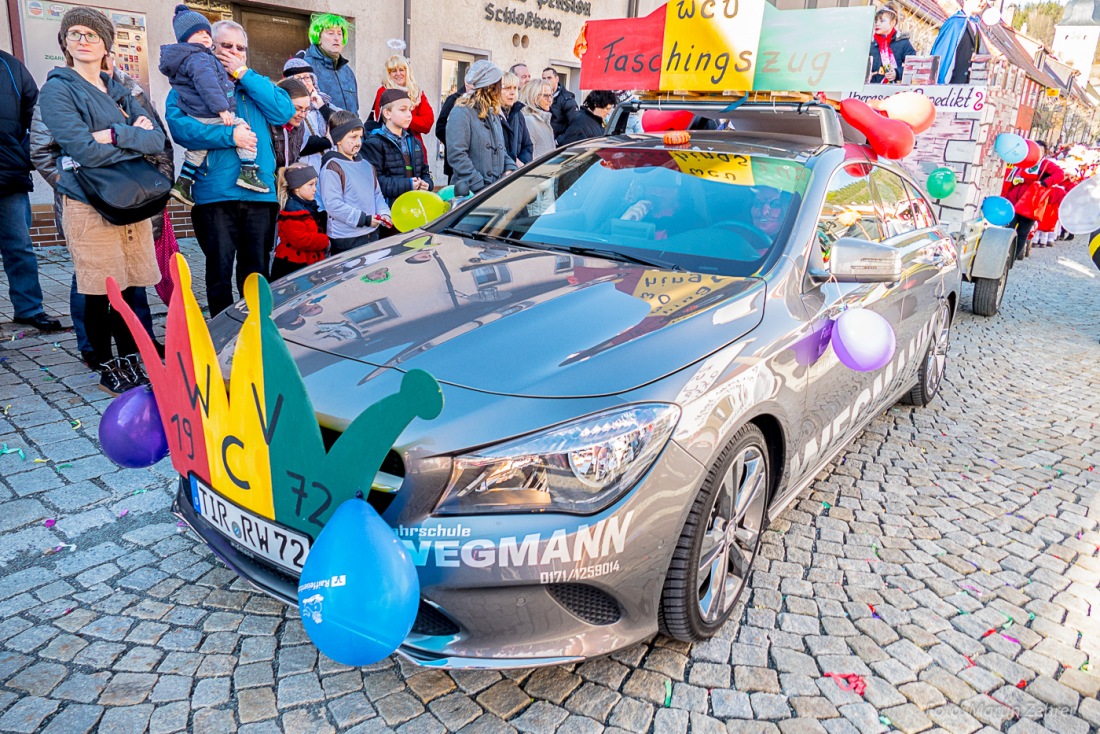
2, 0, 632, 244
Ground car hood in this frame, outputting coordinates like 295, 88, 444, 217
256, 232, 766, 398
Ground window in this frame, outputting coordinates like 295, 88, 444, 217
903, 181, 936, 230
345, 299, 397, 325
814, 169, 881, 270
869, 167, 917, 239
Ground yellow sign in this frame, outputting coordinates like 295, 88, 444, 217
669, 150, 755, 185
1046, 88, 1061, 97
660, 0, 765, 90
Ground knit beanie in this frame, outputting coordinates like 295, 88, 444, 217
284, 165, 318, 191
329, 117, 365, 145
58, 7, 115, 53
379, 89, 411, 109
173, 4, 212, 44
283, 57, 315, 78
465, 60, 503, 90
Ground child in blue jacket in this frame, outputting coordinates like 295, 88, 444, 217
159, 5, 266, 205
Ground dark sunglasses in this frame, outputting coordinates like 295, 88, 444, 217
219, 41, 247, 53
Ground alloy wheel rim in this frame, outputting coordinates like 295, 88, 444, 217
697, 445, 768, 624
926, 304, 951, 395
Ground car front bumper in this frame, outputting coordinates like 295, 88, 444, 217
171, 437, 706, 669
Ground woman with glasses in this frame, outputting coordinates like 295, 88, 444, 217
521, 80, 556, 160
38, 7, 165, 395
499, 71, 532, 166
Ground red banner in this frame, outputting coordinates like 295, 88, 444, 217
578, 7, 665, 91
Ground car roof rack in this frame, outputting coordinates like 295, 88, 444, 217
609, 94, 863, 147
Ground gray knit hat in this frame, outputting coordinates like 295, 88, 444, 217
464, 60, 503, 90
173, 4, 212, 44
58, 7, 115, 53
283, 57, 315, 78
285, 164, 318, 191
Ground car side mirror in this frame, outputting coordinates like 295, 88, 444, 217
827, 237, 903, 283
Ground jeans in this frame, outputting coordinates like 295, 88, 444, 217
0, 191, 46, 319
191, 200, 279, 318
69, 274, 155, 355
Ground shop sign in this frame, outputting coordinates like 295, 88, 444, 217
20, 0, 150, 92
579, 0, 872, 92
484, 0, 592, 37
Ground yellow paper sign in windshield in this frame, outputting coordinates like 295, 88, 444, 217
660, 0, 765, 91
669, 151, 754, 185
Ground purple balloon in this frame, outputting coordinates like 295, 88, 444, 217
99, 386, 169, 469
830, 308, 896, 372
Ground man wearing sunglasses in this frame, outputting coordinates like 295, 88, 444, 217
165, 19, 296, 318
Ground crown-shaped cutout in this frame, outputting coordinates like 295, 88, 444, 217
106, 254, 443, 538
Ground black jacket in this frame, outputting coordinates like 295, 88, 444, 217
0, 51, 38, 195
362, 127, 434, 204
501, 103, 533, 165
435, 90, 462, 178
158, 42, 235, 117
557, 108, 605, 146
868, 33, 917, 84
550, 86, 579, 142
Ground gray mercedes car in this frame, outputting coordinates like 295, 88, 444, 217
176, 103, 960, 669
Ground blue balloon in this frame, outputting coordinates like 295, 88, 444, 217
99, 386, 169, 469
297, 499, 420, 666
994, 133, 1028, 164
981, 196, 1015, 226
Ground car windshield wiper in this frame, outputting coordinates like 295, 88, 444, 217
554, 245, 685, 272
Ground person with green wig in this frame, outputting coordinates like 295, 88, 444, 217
297, 13, 358, 115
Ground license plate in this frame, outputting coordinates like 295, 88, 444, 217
190, 476, 311, 573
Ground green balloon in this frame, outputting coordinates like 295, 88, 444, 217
438, 185, 456, 202
926, 167, 957, 199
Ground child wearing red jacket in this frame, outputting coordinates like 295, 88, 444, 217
271, 164, 329, 281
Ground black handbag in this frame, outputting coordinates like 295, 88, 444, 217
73, 155, 172, 226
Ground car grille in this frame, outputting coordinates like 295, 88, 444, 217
411, 601, 461, 636
546, 584, 622, 626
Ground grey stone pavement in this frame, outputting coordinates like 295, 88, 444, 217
0, 237, 1098, 734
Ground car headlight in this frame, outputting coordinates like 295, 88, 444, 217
434, 404, 680, 515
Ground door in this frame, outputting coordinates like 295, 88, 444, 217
798, 167, 906, 469
439, 49, 488, 172
867, 166, 944, 380
239, 8, 315, 82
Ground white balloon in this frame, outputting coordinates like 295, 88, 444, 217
981, 8, 1001, 25
1058, 175, 1100, 235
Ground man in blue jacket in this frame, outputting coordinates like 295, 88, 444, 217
298, 14, 358, 116
166, 20, 294, 317
0, 50, 63, 331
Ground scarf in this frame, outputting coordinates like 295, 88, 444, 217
288, 192, 327, 231
874, 28, 897, 71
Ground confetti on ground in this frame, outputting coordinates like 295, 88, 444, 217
822, 501, 832, 510
132, 489, 147, 495
70, 420, 80, 429
62, 608, 73, 615
824, 672, 867, 696
44, 518, 56, 528
1002, 634, 1020, 645
1016, 679, 1027, 689
879, 716, 892, 727
664, 679, 672, 707
964, 655, 976, 668
961, 583, 984, 597
0, 444, 26, 461
118, 509, 129, 518
2, 404, 8, 414
981, 628, 997, 639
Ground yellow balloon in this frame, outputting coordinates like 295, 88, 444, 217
391, 191, 449, 233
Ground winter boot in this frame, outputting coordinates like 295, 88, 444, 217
170, 175, 195, 207
236, 163, 270, 193
98, 358, 135, 396
119, 354, 150, 387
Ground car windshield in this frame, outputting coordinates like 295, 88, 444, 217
442, 146, 811, 277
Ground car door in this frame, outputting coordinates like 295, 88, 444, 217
867, 167, 945, 382
797, 167, 906, 474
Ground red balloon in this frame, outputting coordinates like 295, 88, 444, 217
876, 92, 936, 134
843, 143, 878, 178
641, 110, 695, 132
1020, 139, 1041, 168
840, 99, 915, 160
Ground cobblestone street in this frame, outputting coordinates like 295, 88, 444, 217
0, 238, 1097, 734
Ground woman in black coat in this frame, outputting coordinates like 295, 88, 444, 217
499, 71, 533, 165
869, 5, 917, 84
557, 90, 617, 146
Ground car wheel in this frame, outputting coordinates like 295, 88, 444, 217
902, 300, 952, 406
659, 423, 770, 642
972, 255, 1009, 317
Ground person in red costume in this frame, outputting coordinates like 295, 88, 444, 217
1003, 142, 1065, 259
370, 53, 434, 162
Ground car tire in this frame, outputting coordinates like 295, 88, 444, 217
972, 254, 1009, 317
902, 299, 952, 407
659, 423, 770, 642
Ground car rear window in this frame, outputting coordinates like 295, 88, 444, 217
444, 146, 811, 277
